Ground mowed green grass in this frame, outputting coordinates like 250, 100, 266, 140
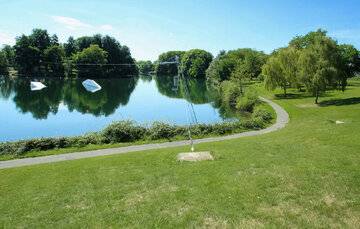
0, 81, 359, 228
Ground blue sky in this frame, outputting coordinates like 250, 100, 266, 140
0, 0, 359, 60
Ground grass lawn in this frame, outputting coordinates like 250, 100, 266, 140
0, 80, 359, 228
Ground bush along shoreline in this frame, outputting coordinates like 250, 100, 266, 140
0, 101, 273, 158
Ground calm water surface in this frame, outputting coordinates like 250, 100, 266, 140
0, 75, 235, 141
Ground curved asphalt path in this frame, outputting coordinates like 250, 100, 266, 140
0, 97, 289, 169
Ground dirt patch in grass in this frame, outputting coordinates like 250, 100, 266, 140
296, 103, 319, 108
202, 217, 228, 228
124, 184, 179, 207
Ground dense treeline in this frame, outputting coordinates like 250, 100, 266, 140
154, 49, 213, 78
137, 60, 154, 74
153, 29, 359, 104
0, 28, 138, 77
155, 50, 185, 75
155, 29, 360, 104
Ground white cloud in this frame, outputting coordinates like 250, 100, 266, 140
99, 24, 113, 31
0, 31, 15, 45
51, 15, 92, 30
51, 15, 117, 34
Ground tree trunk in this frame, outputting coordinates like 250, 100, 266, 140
341, 79, 347, 92
239, 80, 243, 94
315, 89, 319, 104
283, 87, 287, 97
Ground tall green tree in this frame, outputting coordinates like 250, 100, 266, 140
1, 45, 15, 67
180, 49, 213, 78
50, 34, 59, 46
297, 36, 339, 103
337, 44, 360, 91
29, 29, 51, 53
71, 35, 138, 76
72, 44, 108, 78
14, 35, 41, 74
44, 45, 65, 75
155, 51, 185, 75
262, 47, 299, 96
206, 48, 267, 84
64, 36, 77, 57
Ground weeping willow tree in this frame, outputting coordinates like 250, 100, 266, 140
297, 38, 339, 104
262, 47, 299, 96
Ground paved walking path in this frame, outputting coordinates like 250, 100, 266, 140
0, 97, 289, 169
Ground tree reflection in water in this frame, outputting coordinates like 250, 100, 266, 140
0, 76, 139, 119
0, 74, 239, 121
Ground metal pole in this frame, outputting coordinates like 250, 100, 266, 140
176, 55, 195, 152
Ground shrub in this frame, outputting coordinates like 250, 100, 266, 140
148, 122, 177, 140
102, 120, 146, 143
220, 80, 241, 107
252, 108, 273, 122
236, 88, 259, 112
191, 124, 213, 136
212, 122, 236, 135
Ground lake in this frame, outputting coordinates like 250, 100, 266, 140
0, 75, 236, 142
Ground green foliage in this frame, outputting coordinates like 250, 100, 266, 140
1, 45, 15, 66
155, 51, 185, 75
29, 28, 51, 53
148, 122, 177, 140
102, 121, 147, 143
137, 60, 154, 74
44, 45, 65, 74
180, 49, 213, 78
11, 29, 137, 77
337, 44, 360, 91
206, 49, 267, 84
236, 88, 259, 112
64, 36, 77, 57
297, 33, 339, 103
262, 47, 299, 95
252, 107, 273, 123
14, 34, 41, 74
68, 34, 138, 76
219, 80, 241, 107
289, 29, 328, 49
0, 51, 9, 75
263, 29, 359, 103
72, 44, 108, 77
13, 28, 64, 76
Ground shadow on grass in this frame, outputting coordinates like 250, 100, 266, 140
319, 97, 360, 107
274, 93, 313, 100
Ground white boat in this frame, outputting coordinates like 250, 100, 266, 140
82, 79, 102, 93
30, 81, 46, 91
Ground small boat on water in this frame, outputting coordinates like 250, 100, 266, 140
82, 79, 102, 93
30, 81, 46, 91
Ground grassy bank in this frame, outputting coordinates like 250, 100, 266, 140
0, 99, 274, 161
0, 80, 359, 227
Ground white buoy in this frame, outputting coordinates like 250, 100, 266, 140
30, 81, 46, 91
82, 79, 102, 93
